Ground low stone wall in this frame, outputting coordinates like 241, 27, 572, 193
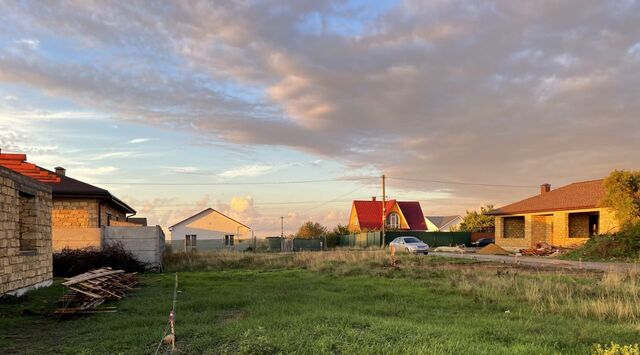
52, 227, 102, 251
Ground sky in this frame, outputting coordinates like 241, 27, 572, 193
1, 0, 639, 237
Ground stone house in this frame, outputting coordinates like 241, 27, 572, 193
0, 159, 59, 296
49, 166, 136, 228
489, 180, 620, 249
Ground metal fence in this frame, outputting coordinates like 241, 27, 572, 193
384, 231, 471, 246
336, 231, 472, 248
336, 231, 382, 248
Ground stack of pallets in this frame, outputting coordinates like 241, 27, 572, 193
55, 267, 138, 315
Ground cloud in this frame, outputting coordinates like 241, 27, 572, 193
89, 151, 133, 160
1, 0, 640, 213
219, 164, 274, 179
166, 166, 205, 175
128, 138, 151, 144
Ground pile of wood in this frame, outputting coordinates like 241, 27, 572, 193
519, 242, 571, 257
54, 267, 138, 315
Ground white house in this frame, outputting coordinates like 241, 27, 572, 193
168, 208, 252, 251
424, 215, 463, 232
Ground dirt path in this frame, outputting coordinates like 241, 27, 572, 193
431, 252, 640, 272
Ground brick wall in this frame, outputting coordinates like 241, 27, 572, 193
52, 199, 127, 228
0, 167, 53, 295
569, 213, 590, 238
495, 208, 621, 249
100, 203, 127, 226
52, 199, 98, 227
110, 220, 140, 227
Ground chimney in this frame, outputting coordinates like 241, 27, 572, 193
371, 196, 376, 201
55, 166, 66, 176
540, 183, 551, 194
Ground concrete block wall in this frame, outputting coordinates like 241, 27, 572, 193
103, 226, 165, 269
0, 167, 53, 296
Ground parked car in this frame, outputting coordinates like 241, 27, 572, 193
471, 238, 495, 247
389, 237, 429, 254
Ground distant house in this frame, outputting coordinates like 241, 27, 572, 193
347, 197, 427, 233
488, 181, 620, 249
0, 153, 59, 296
48, 166, 136, 228
169, 208, 252, 251
424, 215, 463, 232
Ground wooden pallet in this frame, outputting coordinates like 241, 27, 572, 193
55, 268, 138, 315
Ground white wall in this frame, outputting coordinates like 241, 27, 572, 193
170, 210, 250, 241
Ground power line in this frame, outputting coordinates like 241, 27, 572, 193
93, 177, 377, 186
387, 177, 538, 189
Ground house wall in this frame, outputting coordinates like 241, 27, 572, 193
347, 205, 360, 233
170, 210, 251, 241
99, 202, 127, 227
52, 199, 127, 228
0, 168, 53, 296
52, 198, 99, 227
495, 207, 619, 249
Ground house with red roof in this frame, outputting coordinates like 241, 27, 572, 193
347, 197, 427, 233
489, 180, 620, 249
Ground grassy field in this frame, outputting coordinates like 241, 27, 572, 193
1, 251, 640, 354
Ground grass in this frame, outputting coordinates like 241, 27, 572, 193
2, 250, 640, 354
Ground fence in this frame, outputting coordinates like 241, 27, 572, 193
336, 231, 382, 248
336, 231, 472, 248
103, 226, 165, 269
168, 237, 268, 253
292, 238, 323, 251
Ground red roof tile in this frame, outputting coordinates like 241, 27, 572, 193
353, 199, 427, 230
397, 201, 427, 230
490, 179, 604, 215
0, 153, 60, 183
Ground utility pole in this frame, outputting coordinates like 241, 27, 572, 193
381, 174, 386, 248
252, 230, 255, 253
280, 216, 285, 251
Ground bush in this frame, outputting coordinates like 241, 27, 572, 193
53, 243, 147, 277
565, 223, 640, 261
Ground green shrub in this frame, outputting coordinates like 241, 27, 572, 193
565, 223, 640, 261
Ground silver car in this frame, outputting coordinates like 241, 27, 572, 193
389, 237, 429, 254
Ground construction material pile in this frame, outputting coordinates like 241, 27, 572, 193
477, 243, 510, 255
519, 242, 571, 257
54, 267, 138, 315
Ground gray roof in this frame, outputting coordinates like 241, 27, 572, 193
425, 215, 461, 229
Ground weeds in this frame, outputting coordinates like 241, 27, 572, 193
166, 249, 640, 323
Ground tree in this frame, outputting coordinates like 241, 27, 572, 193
600, 170, 640, 227
296, 221, 328, 239
325, 224, 350, 248
458, 205, 495, 232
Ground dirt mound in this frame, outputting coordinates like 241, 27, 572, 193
477, 243, 510, 255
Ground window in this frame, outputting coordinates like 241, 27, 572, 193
386, 213, 400, 229
106, 212, 112, 226
569, 212, 599, 238
225, 235, 235, 246
18, 191, 37, 254
185, 234, 197, 246
503, 216, 525, 239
